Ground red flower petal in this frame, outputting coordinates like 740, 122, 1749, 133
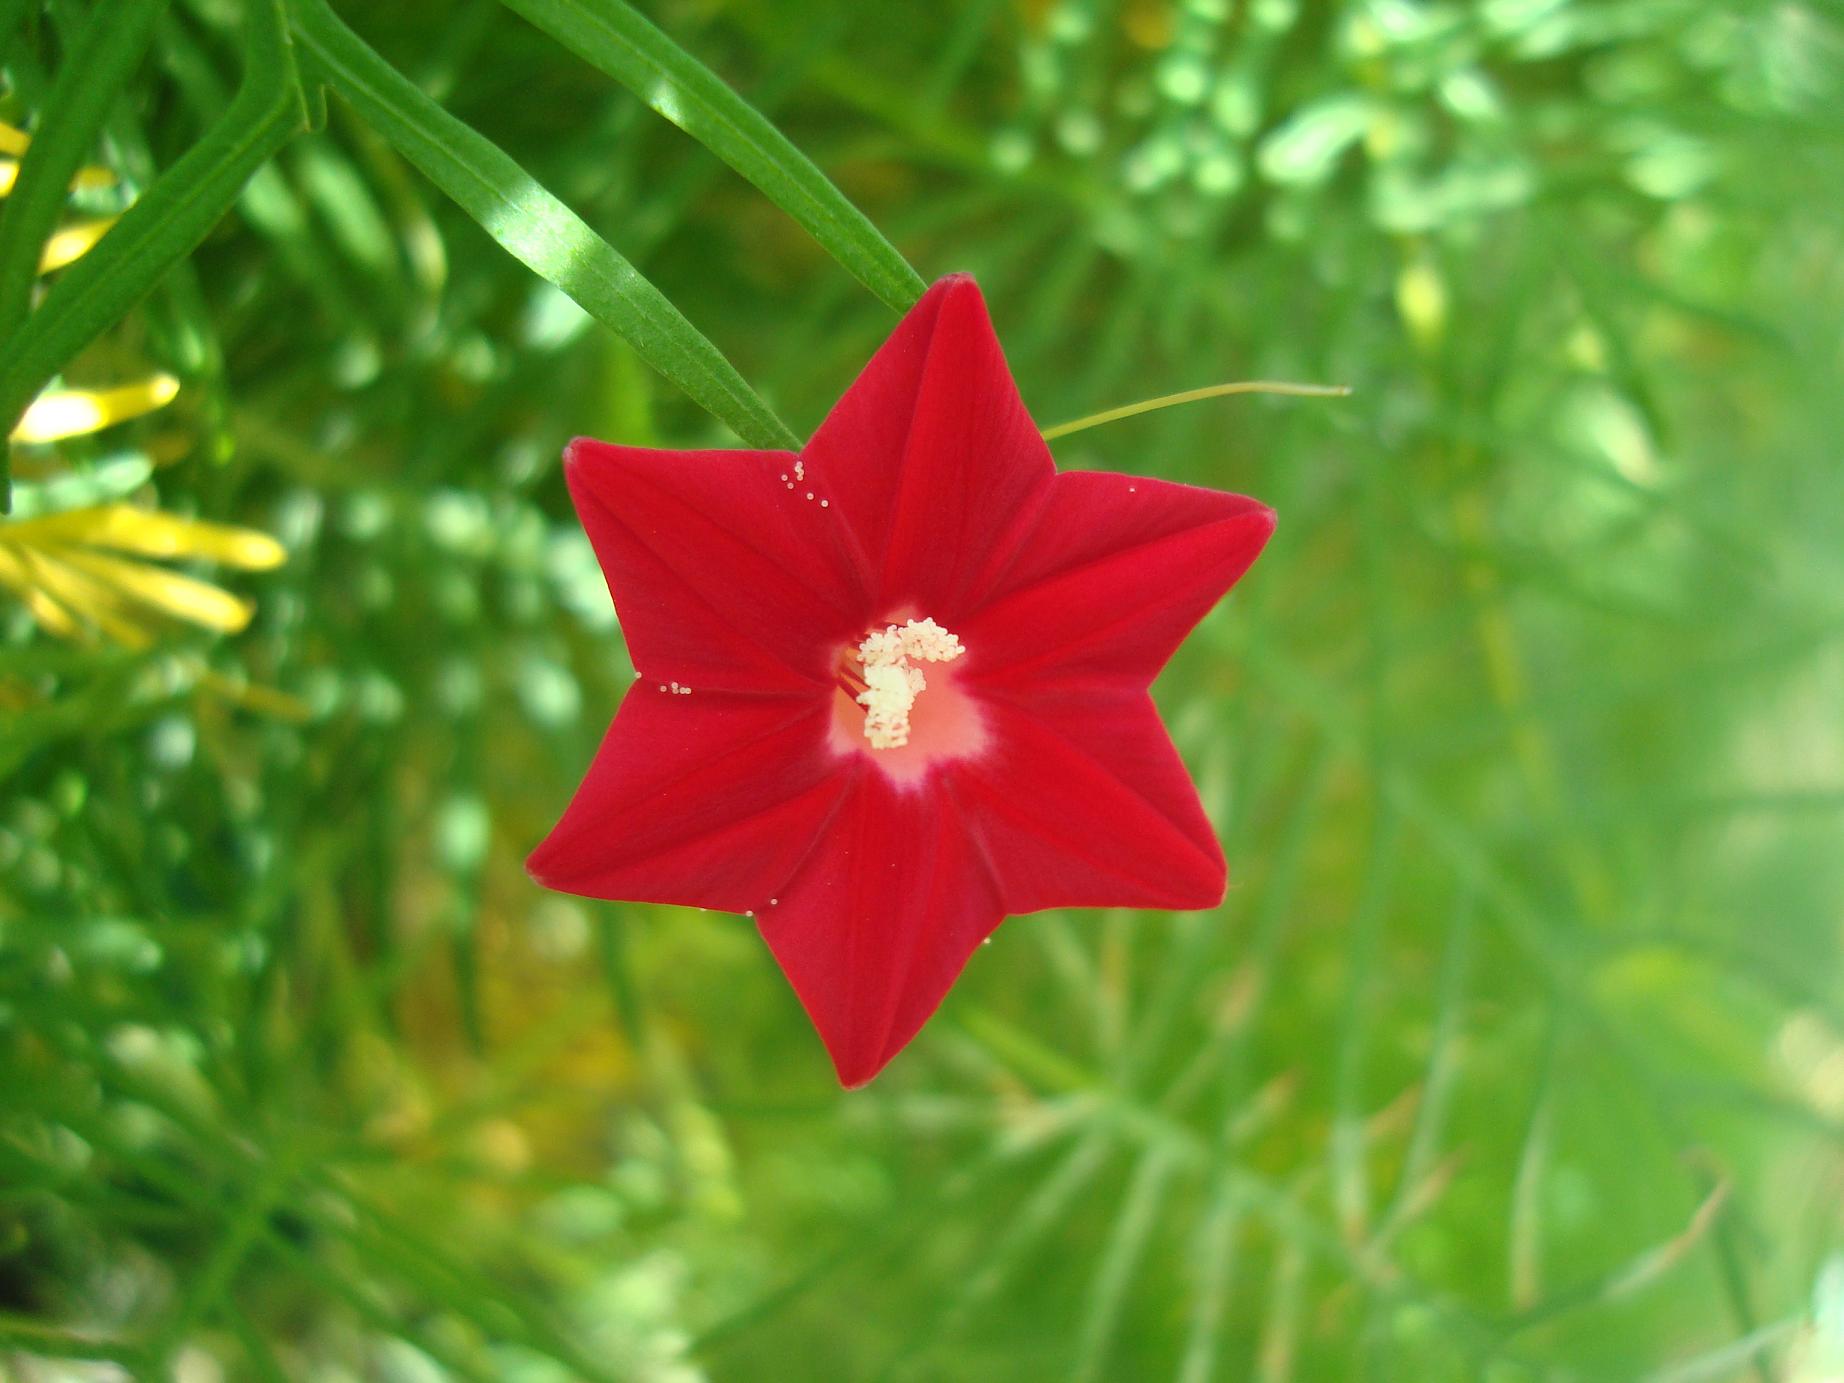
756, 772, 1003, 1086
948, 690, 1226, 914
962, 470, 1274, 693
526, 687, 847, 910
565, 440, 860, 692
535, 276, 1279, 1087
801, 275, 1054, 616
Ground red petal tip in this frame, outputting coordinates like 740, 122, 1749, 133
523, 836, 563, 891
833, 1058, 884, 1091
915, 272, 987, 315
821, 1027, 908, 1089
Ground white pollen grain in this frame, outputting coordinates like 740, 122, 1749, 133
658, 683, 667, 691
820, 499, 830, 508
745, 910, 754, 917
769, 897, 779, 906
805, 491, 814, 500
780, 473, 789, 481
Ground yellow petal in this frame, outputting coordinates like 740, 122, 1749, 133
6, 504, 286, 569
0, 123, 27, 157
1, 544, 153, 646
39, 217, 116, 274
10, 375, 181, 444
54, 546, 255, 633
0, 159, 114, 197
0, 544, 82, 639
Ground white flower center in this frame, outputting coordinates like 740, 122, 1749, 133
850, 618, 964, 750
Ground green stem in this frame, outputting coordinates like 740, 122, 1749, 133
1040, 380, 1351, 441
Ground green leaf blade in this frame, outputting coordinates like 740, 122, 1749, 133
0, 0, 171, 346
290, 0, 799, 452
499, 0, 926, 312
0, 0, 303, 510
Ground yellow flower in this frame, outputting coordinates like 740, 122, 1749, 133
0, 504, 286, 647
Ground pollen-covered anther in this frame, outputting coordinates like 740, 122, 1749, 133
850, 617, 965, 750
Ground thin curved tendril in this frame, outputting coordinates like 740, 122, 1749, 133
1040, 380, 1353, 441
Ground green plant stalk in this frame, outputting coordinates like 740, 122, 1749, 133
1041, 380, 1352, 441
498, 0, 926, 312
288, 0, 800, 452
0, 0, 306, 510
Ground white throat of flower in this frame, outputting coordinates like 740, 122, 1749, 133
853, 618, 964, 749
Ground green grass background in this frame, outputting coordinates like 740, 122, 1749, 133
4, 0, 1844, 1378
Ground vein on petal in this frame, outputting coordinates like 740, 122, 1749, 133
623, 463, 853, 635
548, 696, 832, 871
972, 697, 1222, 902
581, 481, 835, 685
755, 754, 862, 914
966, 510, 1269, 685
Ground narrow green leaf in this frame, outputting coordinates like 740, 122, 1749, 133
0, 0, 35, 71
1378, 889, 1474, 1241
877, 1131, 1116, 1380
955, 1131, 1114, 1322
498, 0, 926, 311
1178, 1179, 1248, 1383
0, 0, 170, 345
1509, 1010, 1559, 1312
1073, 1146, 1179, 1383
1637, 1318, 1804, 1383
0, 1317, 139, 1365
0, 0, 306, 509
289, 0, 799, 452
1255, 1236, 1310, 1383
1329, 808, 1400, 1243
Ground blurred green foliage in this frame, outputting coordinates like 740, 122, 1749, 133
3, 0, 1844, 1378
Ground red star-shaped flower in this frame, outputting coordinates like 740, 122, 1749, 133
529, 275, 1274, 1086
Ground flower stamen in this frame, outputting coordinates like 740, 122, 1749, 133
841, 617, 964, 750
